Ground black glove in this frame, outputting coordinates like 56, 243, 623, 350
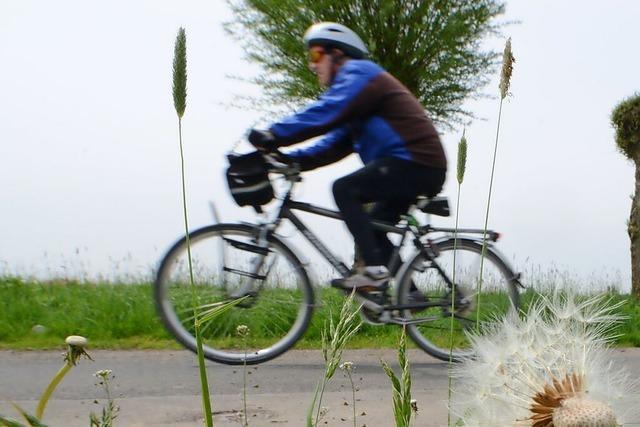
248, 129, 276, 151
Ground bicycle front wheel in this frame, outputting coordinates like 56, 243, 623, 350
154, 223, 314, 365
396, 238, 520, 362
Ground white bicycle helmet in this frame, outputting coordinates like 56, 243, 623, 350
303, 22, 368, 59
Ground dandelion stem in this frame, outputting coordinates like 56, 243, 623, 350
36, 361, 72, 419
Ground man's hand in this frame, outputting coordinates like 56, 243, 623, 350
248, 129, 276, 151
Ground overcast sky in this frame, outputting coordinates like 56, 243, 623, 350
1, 0, 638, 290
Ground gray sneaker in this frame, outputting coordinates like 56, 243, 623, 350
331, 270, 390, 291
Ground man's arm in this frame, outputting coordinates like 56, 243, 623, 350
287, 126, 353, 171
269, 62, 382, 146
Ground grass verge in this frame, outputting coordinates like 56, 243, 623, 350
1, 277, 639, 350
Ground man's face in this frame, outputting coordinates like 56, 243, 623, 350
308, 46, 332, 86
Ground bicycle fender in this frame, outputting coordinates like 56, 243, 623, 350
429, 236, 521, 286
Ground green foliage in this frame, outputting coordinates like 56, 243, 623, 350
0, 404, 48, 427
611, 92, 640, 160
309, 291, 362, 426
226, 0, 506, 126
381, 328, 413, 427
172, 27, 187, 118
320, 291, 362, 379
0, 416, 26, 427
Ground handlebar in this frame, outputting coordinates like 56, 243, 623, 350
245, 128, 301, 179
262, 150, 302, 181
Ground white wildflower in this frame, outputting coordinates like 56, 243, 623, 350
94, 369, 113, 379
339, 361, 354, 372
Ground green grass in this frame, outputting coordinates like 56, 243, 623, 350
1, 277, 639, 350
0, 277, 172, 349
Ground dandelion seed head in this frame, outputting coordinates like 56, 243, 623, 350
553, 397, 617, 427
451, 292, 639, 425
65, 335, 88, 348
64, 335, 92, 365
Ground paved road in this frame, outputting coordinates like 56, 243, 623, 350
1, 348, 639, 426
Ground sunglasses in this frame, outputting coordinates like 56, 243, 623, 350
308, 48, 326, 64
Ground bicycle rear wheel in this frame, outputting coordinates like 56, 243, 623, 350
154, 223, 313, 365
396, 238, 520, 362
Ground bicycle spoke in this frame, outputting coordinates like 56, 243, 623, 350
396, 238, 519, 361
155, 224, 314, 364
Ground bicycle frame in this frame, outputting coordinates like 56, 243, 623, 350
260, 185, 415, 274
258, 181, 498, 282
232, 165, 511, 317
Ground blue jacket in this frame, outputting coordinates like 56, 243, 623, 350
269, 60, 446, 171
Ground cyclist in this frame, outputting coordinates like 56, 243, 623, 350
249, 22, 447, 291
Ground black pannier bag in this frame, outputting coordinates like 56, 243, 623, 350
226, 151, 274, 207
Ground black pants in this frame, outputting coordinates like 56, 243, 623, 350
332, 157, 446, 268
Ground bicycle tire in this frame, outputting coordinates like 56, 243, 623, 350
154, 223, 314, 365
395, 237, 520, 362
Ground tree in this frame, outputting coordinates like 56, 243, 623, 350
611, 93, 640, 298
225, 0, 506, 128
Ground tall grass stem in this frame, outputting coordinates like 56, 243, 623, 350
477, 99, 503, 330
448, 130, 467, 426
448, 188, 462, 426
172, 27, 214, 427
477, 38, 513, 330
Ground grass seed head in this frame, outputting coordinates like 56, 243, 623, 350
499, 38, 515, 99
457, 130, 468, 184
172, 27, 187, 118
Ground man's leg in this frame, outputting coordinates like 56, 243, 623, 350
332, 159, 409, 267
332, 157, 446, 290
368, 200, 410, 275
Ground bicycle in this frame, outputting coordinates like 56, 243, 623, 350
154, 151, 523, 365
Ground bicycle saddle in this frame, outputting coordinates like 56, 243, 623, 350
416, 196, 450, 217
